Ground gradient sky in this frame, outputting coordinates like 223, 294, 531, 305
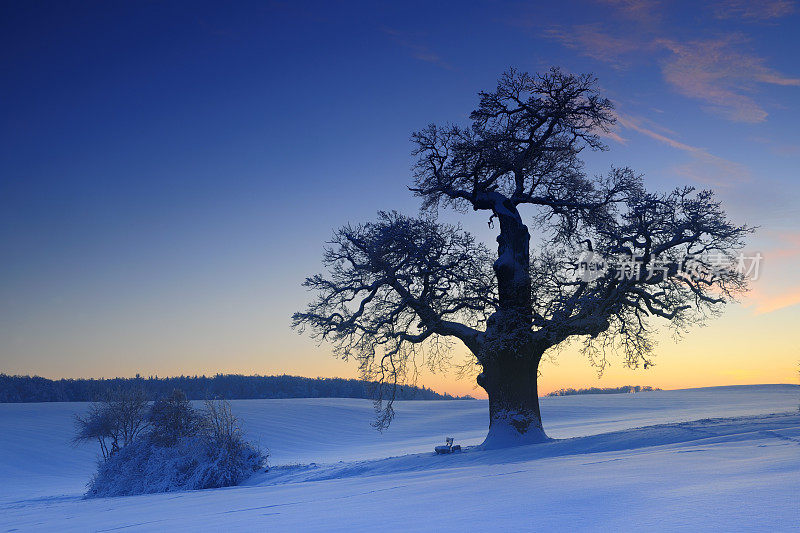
2, 0, 799, 397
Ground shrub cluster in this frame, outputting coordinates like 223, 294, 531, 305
75, 389, 267, 498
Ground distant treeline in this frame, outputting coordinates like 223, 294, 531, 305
0, 373, 471, 403
546, 385, 660, 397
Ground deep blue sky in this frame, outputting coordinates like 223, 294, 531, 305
2, 1, 799, 393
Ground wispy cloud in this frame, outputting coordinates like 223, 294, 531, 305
544, 24, 645, 69
750, 136, 800, 156
595, 0, 662, 24
545, 22, 800, 123
747, 286, 800, 314
712, 0, 796, 21
765, 232, 800, 260
657, 36, 800, 123
383, 28, 454, 70
743, 231, 800, 314
596, 127, 628, 145
616, 114, 698, 152
540, 0, 800, 124
616, 113, 750, 185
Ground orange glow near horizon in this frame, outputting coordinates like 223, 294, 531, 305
15, 300, 798, 400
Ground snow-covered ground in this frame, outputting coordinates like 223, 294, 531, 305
1, 385, 798, 531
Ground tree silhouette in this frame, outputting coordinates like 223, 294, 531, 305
293, 68, 751, 447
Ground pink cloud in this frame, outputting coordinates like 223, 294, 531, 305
594, 0, 662, 24
595, 126, 628, 145
713, 0, 796, 20
745, 286, 800, 314
657, 36, 800, 123
543, 24, 646, 69
544, 17, 800, 124
617, 114, 701, 153
383, 28, 454, 70
750, 136, 800, 156
741, 231, 800, 314
764, 232, 800, 260
616, 113, 750, 185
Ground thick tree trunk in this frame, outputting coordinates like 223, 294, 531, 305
492, 198, 533, 321
476, 198, 548, 448
477, 350, 548, 448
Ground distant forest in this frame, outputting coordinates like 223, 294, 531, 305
0, 373, 471, 403
546, 385, 660, 397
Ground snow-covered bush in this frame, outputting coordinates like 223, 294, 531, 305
84, 397, 267, 498
73, 388, 150, 460
149, 389, 198, 446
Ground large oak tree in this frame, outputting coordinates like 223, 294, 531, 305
293, 68, 751, 447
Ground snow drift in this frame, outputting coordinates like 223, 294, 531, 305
0, 385, 797, 531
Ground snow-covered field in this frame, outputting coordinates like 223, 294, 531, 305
1, 385, 798, 531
